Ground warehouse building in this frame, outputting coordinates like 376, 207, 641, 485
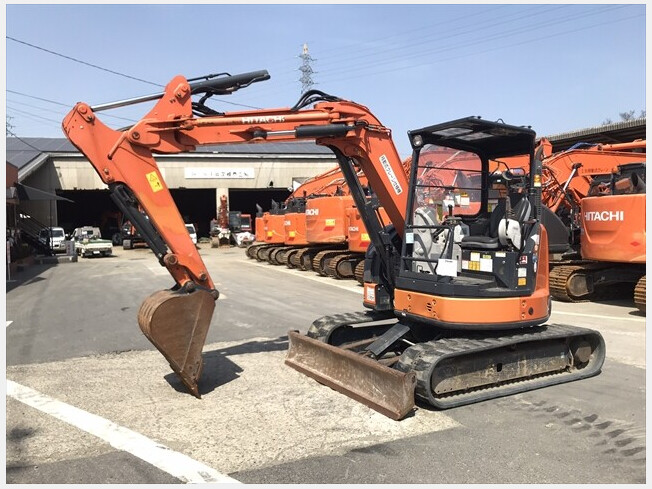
7, 139, 338, 239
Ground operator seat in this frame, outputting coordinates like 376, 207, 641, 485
460, 195, 531, 251
412, 206, 441, 273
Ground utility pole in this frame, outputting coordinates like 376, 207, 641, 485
299, 43, 315, 94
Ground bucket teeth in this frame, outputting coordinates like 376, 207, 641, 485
138, 288, 216, 397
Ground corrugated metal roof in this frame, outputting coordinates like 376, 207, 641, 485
545, 118, 646, 151
6, 137, 77, 169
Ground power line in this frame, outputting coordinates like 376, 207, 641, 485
7, 89, 70, 107
7, 104, 63, 125
7, 98, 71, 116
7, 95, 138, 123
315, 7, 640, 85
222, 5, 637, 104
318, 4, 627, 81
7, 36, 162, 87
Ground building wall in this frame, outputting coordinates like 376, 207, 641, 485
51, 153, 338, 192
20, 152, 339, 227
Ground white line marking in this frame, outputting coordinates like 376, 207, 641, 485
6, 321, 13, 328
551, 310, 646, 323
6, 380, 240, 484
241, 259, 363, 294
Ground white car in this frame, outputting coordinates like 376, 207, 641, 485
185, 224, 197, 245
38, 226, 66, 253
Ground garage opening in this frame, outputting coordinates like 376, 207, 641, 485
169, 188, 216, 238
57, 189, 119, 239
58, 188, 217, 241
228, 188, 291, 233
57, 187, 292, 242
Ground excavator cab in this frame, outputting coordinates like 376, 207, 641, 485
394, 117, 548, 328
355, 117, 548, 325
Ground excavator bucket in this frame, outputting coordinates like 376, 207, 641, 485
138, 288, 215, 397
285, 330, 417, 420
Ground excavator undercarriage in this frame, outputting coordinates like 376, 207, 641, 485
286, 311, 605, 419
549, 261, 646, 303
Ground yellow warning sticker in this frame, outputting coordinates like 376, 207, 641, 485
146, 171, 163, 193
518, 277, 527, 286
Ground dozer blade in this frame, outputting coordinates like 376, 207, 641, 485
138, 288, 215, 397
285, 330, 416, 420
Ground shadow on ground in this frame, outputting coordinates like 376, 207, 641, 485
164, 336, 289, 396
6, 262, 58, 292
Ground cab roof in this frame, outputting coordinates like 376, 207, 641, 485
408, 116, 536, 160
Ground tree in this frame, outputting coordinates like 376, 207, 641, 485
603, 109, 646, 125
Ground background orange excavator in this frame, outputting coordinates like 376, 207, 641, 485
245, 165, 345, 262
537, 141, 646, 309
270, 169, 356, 268
279, 180, 347, 269
62, 70, 605, 420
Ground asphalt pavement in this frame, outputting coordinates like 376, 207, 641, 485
5, 245, 646, 484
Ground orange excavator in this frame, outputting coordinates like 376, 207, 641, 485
246, 202, 285, 261
245, 165, 344, 263
270, 167, 354, 268
328, 200, 385, 282
62, 70, 605, 419
321, 160, 411, 281
534, 141, 646, 308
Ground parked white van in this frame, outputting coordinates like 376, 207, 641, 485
38, 226, 66, 253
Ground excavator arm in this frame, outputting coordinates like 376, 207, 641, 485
62, 71, 409, 400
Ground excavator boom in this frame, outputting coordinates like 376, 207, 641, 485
62, 71, 410, 406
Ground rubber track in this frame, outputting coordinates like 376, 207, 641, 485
395, 323, 605, 409
289, 248, 309, 269
354, 260, 365, 285
312, 249, 347, 276
284, 248, 302, 269
549, 263, 631, 303
292, 247, 331, 271
256, 245, 281, 262
307, 310, 397, 342
269, 246, 297, 265
326, 253, 363, 279
246, 243, 269, 259
634, 275, 646, 313
548, 265, 583, 302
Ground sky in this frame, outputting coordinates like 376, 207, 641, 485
5, 3, 647, 158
